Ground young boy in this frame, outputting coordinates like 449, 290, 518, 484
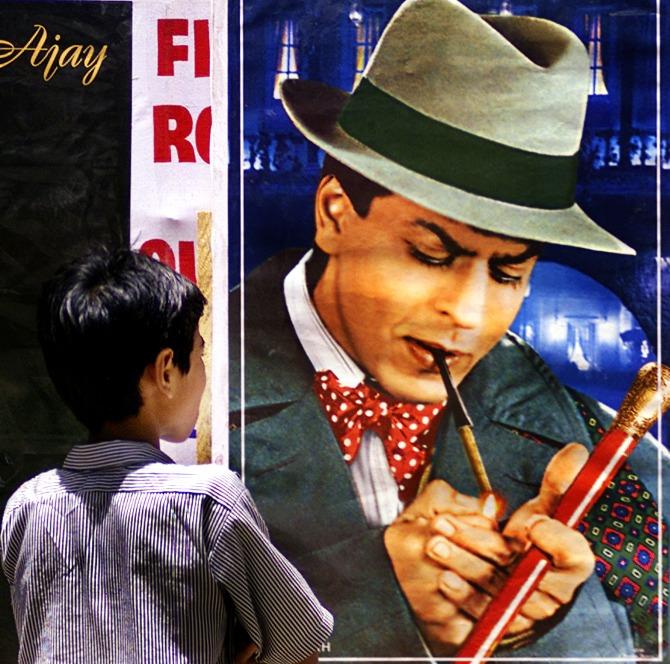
1, 248, 333, 664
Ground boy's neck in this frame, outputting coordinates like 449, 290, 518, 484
90, 413, 160, 448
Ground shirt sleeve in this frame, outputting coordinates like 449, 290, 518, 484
208, 485, 333, 664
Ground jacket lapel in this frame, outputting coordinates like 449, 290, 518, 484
431, 333, 595, 513
240, 388, 370, 548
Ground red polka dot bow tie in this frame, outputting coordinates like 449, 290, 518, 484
314, 370, 445, 501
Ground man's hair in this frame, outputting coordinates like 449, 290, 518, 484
320, 154, 391, 217
307, 155, 393, 286
37, 247, 206, 433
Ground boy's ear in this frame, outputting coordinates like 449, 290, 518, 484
148, 348, 177, 398
314, 175, 357, 255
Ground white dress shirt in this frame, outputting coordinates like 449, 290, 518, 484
284, 251, 404, 527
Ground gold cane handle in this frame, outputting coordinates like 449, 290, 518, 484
612, 363, 670, 438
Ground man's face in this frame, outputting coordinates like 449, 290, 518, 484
314, 188, 538, 403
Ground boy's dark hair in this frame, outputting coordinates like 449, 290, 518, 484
320, 154, 391, 217
37, 247, 206, 433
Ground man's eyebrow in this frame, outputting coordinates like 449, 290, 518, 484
413, 219, 540, 264
413, 220, 476, 258
491, 243, 542, 266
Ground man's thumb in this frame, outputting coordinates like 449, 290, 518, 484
538, 443, 590, 514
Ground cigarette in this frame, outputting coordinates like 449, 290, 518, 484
418, 341, 493, 495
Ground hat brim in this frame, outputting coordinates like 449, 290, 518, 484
280, 79, 634, 255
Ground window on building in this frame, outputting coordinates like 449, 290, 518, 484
352, 8, 383, 89
585, 14, 608, 96
498, 1, 513, 16
273, 20, 299, 100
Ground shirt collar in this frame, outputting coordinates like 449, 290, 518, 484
63, 440, 175, 470
283, 251, 364, 387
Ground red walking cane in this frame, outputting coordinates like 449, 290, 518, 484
456, 363, 670, 663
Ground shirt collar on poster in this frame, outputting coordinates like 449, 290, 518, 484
283, 251, 365, 388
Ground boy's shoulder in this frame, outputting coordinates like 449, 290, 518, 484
151, 462, 248, 507
3, 468, 62, 516
3, 457, 249, 520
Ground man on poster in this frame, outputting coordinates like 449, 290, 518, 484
230, 0, 667, 658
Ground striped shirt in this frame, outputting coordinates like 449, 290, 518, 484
1, 440, 333, 664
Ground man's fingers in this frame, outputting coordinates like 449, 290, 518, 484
502, 502, 542, 548
503, 443, 590, 546
528, 517, 595, 603
431, 533, 563, 624
538, 443, 590, 514
431, 515, 514, 566
438, 571, 488, 617
424, 611, 474, 652
528, 517, 595, 575
411, 591, 460, 626
387, 500, 508, 656
517, 588, 562, 622
426, 535, 507, 595
406, 479, 484, 519
443, 512, 496, 530
437, 571, 533, 634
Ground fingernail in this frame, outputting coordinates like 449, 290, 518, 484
431, 539, 451, 559
441, 570, 465, 591
433, 516, 455, 536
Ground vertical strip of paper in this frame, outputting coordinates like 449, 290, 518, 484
196, 210, 213, 463
210, 0, 230, 466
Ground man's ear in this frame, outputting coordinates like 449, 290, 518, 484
147, 348, 177, 398
314, 175, 356, 255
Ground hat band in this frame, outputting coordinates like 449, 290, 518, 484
338, 78, 579, 210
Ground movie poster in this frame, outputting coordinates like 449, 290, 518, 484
231, 0, 668, 659
0, 0, 666, 661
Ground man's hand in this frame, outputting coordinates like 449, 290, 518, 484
502, 443, 596, 606
384, 443, 595, 655
384, 481, 529, 654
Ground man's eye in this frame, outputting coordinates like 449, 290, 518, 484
408, 243, 454, 267
490, 265, 522, 286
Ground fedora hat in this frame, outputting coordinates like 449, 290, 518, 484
280, 0, 633, 255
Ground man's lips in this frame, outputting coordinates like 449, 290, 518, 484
404, 337, 468, 371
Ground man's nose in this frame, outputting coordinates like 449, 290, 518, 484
433, 264, 488, 329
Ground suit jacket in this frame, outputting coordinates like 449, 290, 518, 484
229, 250, 666, 661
